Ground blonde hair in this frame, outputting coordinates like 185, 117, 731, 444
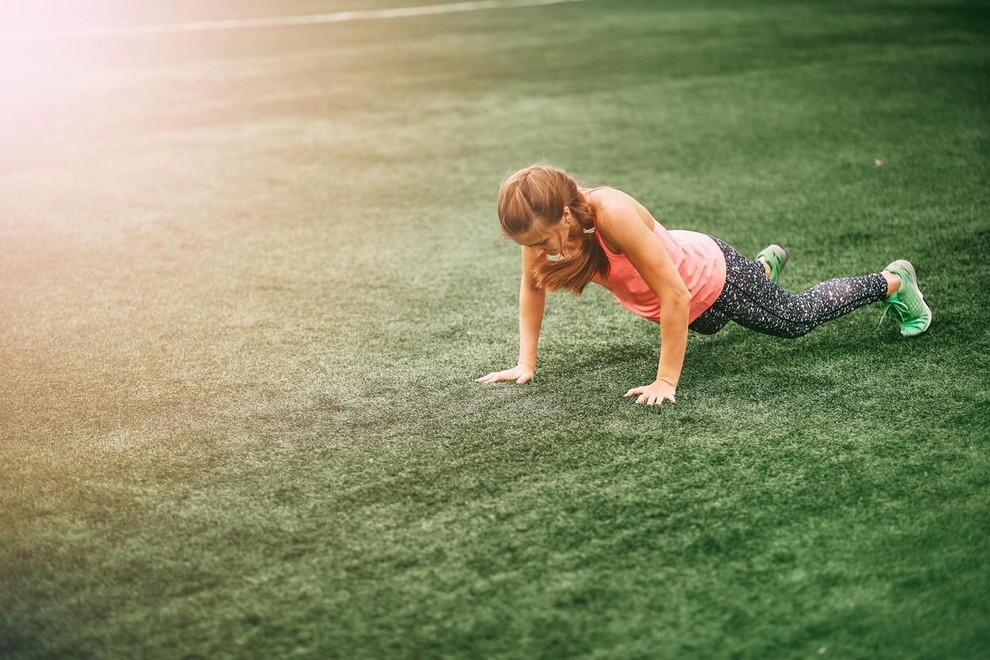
497, 165, 608, 293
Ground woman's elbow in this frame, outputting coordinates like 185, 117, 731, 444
666, 286, 691, 311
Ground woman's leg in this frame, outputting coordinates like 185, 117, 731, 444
689, 306, 730, 335
709, 238, 888, 339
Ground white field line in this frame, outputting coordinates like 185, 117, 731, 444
4, 0, 589, 40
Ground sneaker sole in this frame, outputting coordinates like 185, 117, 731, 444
758, 244, 788, 282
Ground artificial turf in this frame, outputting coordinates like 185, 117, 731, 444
1, 0, 988, 657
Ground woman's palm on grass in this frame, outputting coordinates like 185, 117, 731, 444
476, 365, 534, 385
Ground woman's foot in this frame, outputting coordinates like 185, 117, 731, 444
756, 244, 788, 283
881, 260, 932, 336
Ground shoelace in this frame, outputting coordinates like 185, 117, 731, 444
877, 295, 909, 330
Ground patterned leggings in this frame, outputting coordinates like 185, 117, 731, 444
689, 238, 888, 338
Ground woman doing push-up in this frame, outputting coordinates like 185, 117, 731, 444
476, 165, 931, 406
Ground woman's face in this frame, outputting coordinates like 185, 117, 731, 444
512, 213, 576, 260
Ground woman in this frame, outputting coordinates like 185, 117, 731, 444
476, 165, 931, 405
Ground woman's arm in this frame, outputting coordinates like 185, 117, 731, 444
476, 246, 546, 384
597, 201, 691, 405
516, 246, 546, 374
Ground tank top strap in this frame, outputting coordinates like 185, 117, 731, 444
593, 223, 618, 257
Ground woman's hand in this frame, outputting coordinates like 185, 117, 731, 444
624, 379, 676, 406
476, 365, 534, 385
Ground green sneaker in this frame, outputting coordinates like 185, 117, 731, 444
756, 244, 788, 283
881, 260, 932, 337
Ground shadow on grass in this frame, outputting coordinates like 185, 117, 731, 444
546, 318, 917, 386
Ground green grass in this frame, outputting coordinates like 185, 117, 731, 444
2, 0, 989, 657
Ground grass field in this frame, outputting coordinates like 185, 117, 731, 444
2, 0, 989, 657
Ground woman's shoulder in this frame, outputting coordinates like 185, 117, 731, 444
585, 189, 655, 255
586, 187, 642, 221
587, 188, 652, 230
585, 186, 634, 206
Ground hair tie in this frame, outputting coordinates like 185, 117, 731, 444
583, 226, 596, 234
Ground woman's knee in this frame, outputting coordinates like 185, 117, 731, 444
689, 316, 728, 335
691, 324, 724, 336
777, 324, 815, 339
737, 319, 814, 339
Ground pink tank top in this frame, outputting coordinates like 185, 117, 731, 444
592, 220, 727, 324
